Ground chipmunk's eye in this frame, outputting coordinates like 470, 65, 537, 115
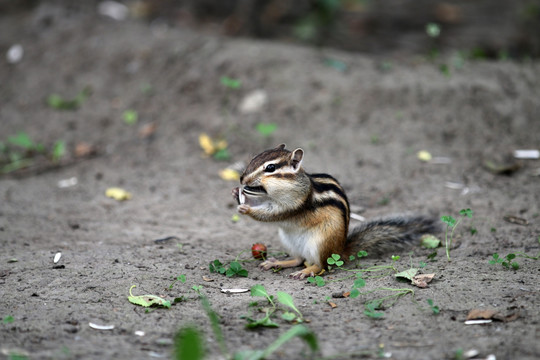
264, 164, 276, 173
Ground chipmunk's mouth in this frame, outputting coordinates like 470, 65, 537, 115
239, 185, 267, 207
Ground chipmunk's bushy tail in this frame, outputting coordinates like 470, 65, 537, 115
346, 215, 440, 256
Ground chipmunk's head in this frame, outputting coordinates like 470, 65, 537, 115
238, 144, 310, 209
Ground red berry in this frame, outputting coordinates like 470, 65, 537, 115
251, 243, 267, 260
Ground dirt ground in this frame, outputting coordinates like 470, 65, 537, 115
1, 3, 540, 360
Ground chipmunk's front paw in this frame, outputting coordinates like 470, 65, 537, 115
232, 187, 240, 204
260, 257, 279, 270
238, 204, 251, 214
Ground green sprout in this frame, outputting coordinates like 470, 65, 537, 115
441, 208, 473, 260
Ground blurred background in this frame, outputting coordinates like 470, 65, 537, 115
2, 0, 540, 58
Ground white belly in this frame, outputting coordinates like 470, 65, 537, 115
277, 224, 321, 265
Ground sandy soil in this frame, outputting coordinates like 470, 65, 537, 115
1, 4, 539, 360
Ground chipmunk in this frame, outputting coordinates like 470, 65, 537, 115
232, 144, 439, 279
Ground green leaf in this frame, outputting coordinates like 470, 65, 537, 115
128, 285, 171, 308
308, 276, 326, 287
276, 291, 302, 319
199, 296, 228, 357
425, 22, 441, 37
226, 261, 248, 277
213, 148, 230, 161
419, 261, 427, 268
511, 262, 519, 270
349, 255, 355, 261
324, 58, 347, 72
259, 325, 318, 358
46, 88, 89, 110
356, 250, 368, 258
233, 350, 265, 360
421, 235, 441, 249
52, 140, 66, 162
209, 259, 223, 273
7, 132, 34, 149
3, 315, 14, 324
251, 284, 270, 301
174, 327, 204, 360
178, 274, 186, 283
427, 299, 440, 314
353, 278, 366, 288
350, 288, 360, 298
459, 208, 473, 218
281, 312, 297, 322
220, 76, 241, 89
364, 300, 384, 318
245, 313, 279, 329
255, 123, 278, 137
506, 253, 516, 261
313, 275, 325, 287
441, 215, 456, 227
395, 268, 418, 281
123, 110, 138, 125
237, 269, 248, 277
229, 261, 241, 272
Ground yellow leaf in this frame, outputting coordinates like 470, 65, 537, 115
199, 133, 216, 155
215, 139, 228, 151
219, 168, 240, 181
199, 133, 228, 156
417, 150, 432, 162
105, 187, 132, 201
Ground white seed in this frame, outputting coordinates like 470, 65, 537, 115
221, 288, 249, 294
89, 322, 115, 330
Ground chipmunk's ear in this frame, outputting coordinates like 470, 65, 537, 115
290, 148, 304, 171
275, 144, 286, 150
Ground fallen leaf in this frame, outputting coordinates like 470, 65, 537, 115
199, 133, 215, 155
219, 168, 240, 181
466, 308, 519, 323
411, 273, 435, 288
503, 215, 528, 225
105, 187, 132, 201
328, 302, 337, 309
128, 285, 171, 308
466, 309, 499, 320
395, 268, 418, 281
342, 291, 351, 298
494, 311, 520, 322
202, 276, 214, 282
199, 133, 228, 156
483, 159, 521, 175
420, 235, 440, 249
138, 122, 157, 139
75, 142, 96, 157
